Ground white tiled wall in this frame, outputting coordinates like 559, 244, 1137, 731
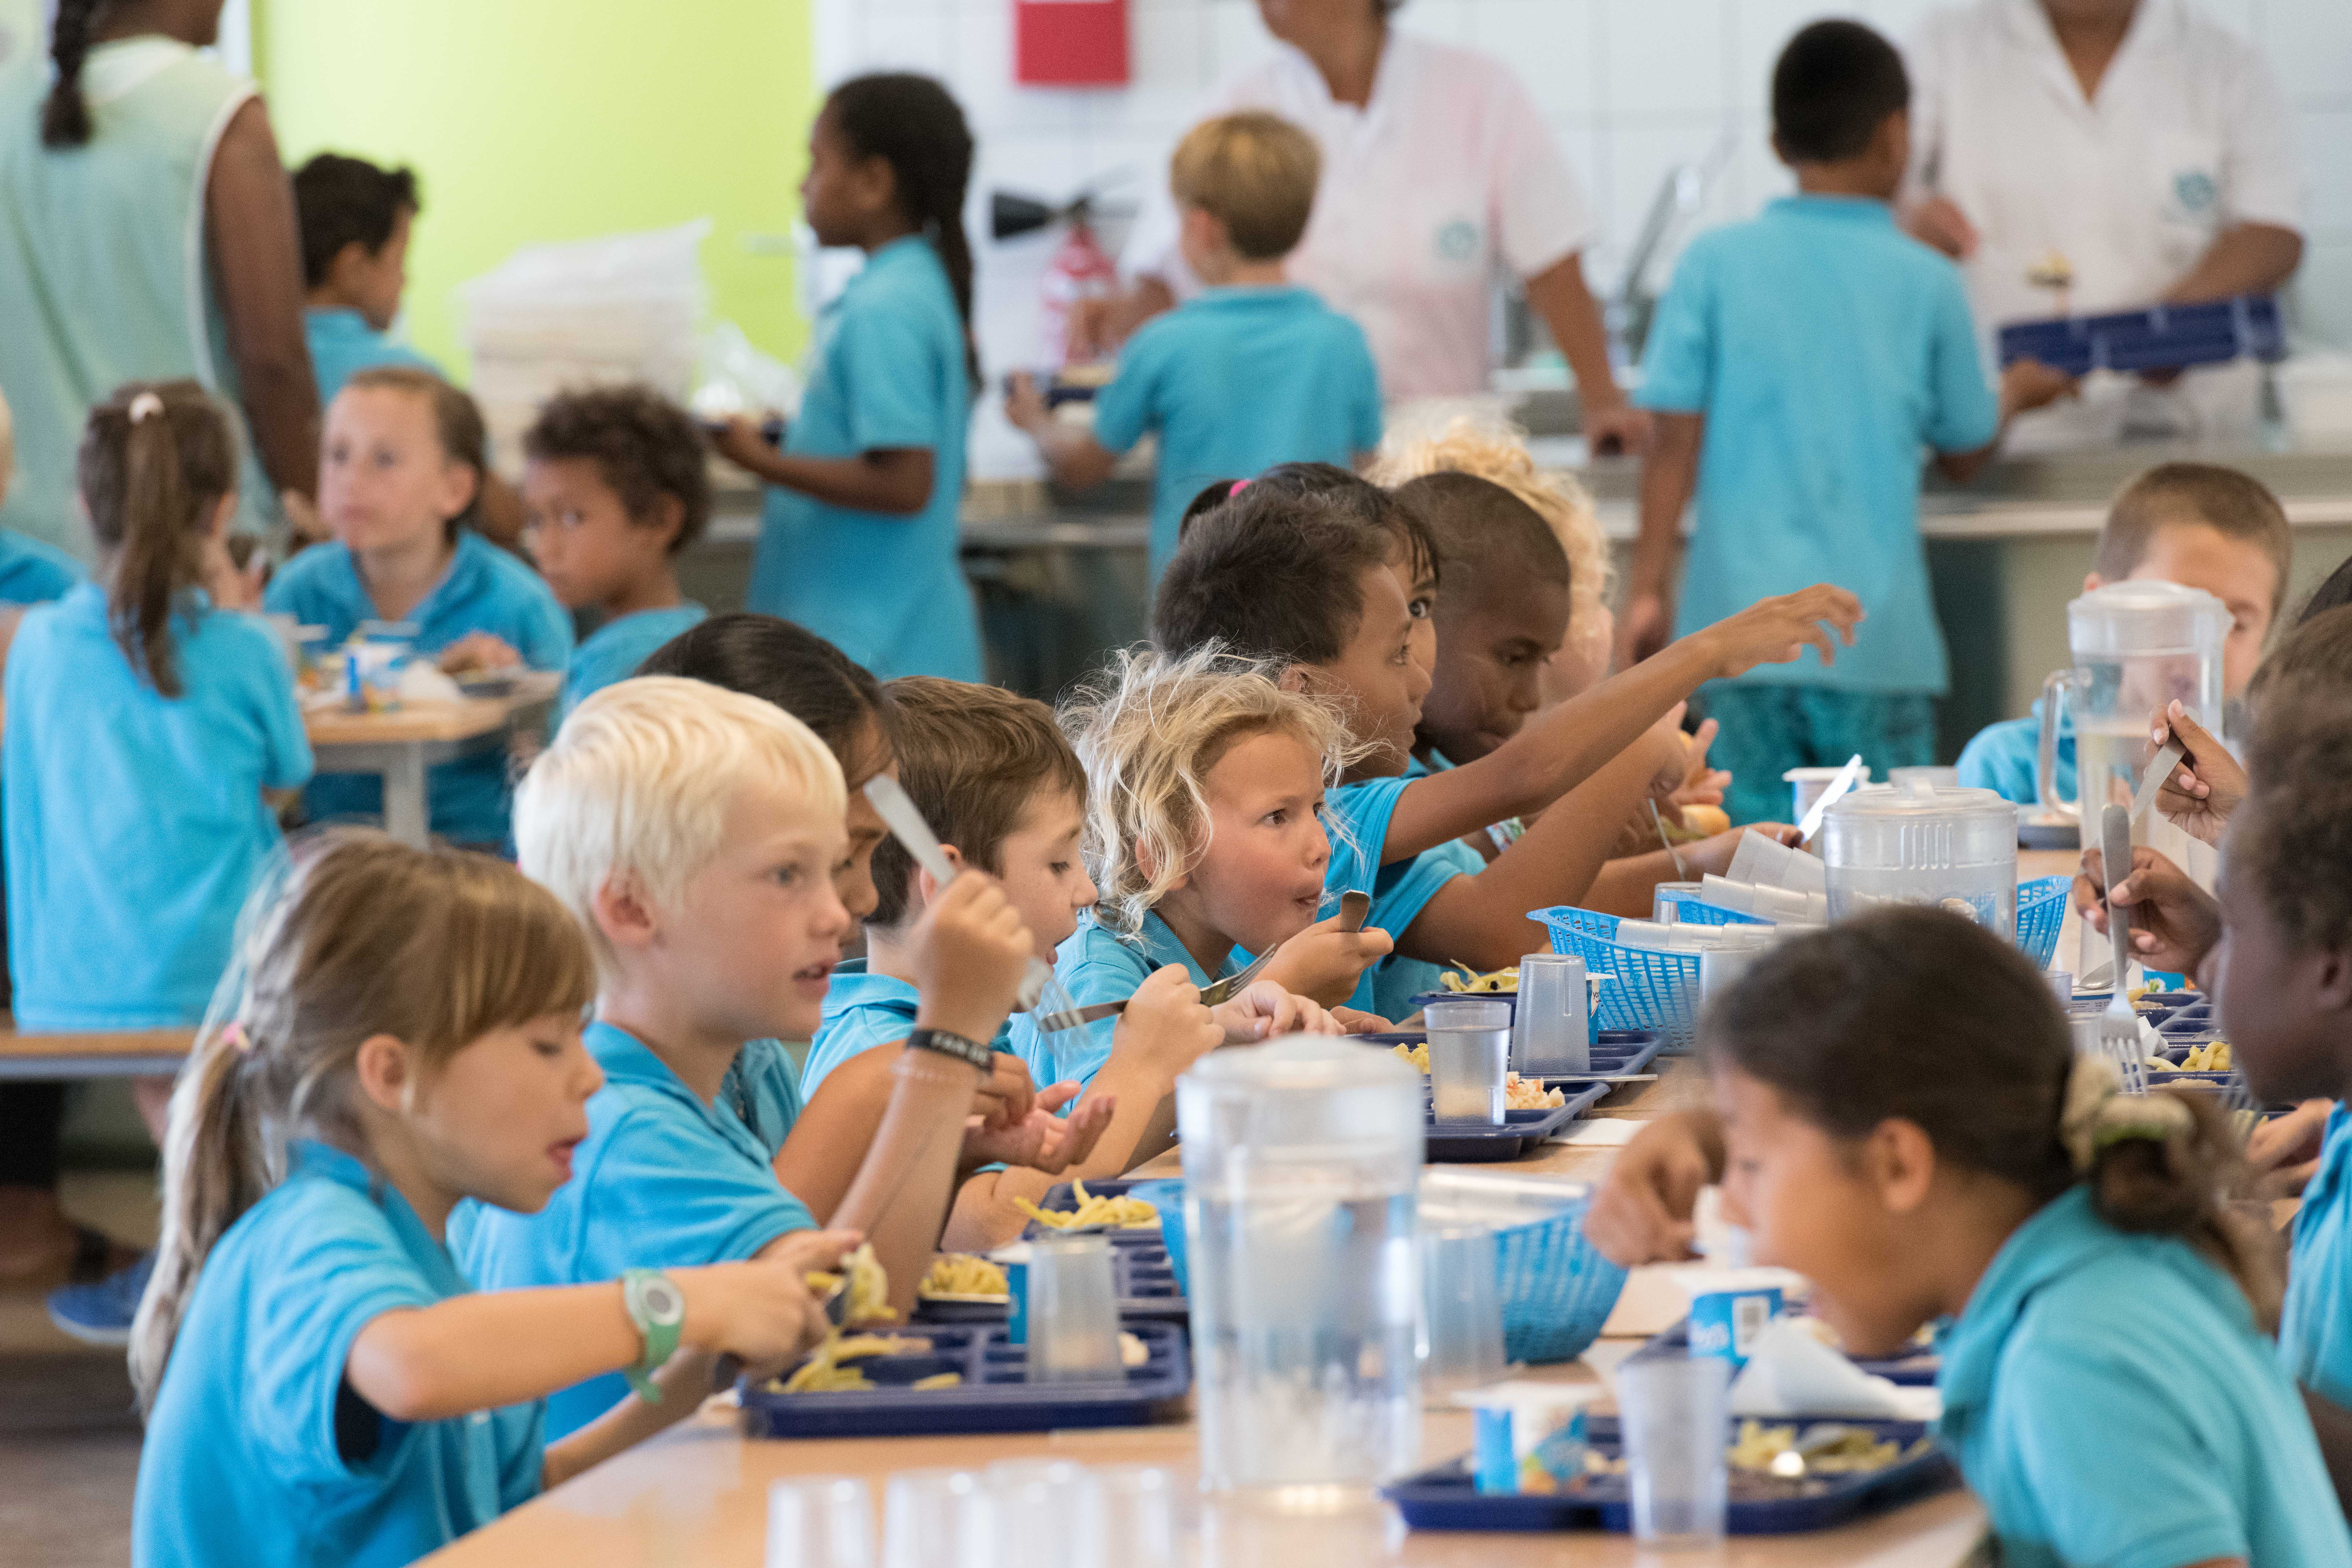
821, 0, 2352, 477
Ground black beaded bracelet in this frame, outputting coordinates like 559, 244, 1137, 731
905, 1027, 994, 1072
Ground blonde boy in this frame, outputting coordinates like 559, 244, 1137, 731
1005, 110, 1381, 579
457, 677, 1033, 1439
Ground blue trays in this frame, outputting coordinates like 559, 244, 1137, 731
1018, 1178, 1169, 1243
1998, 294, 2283, 377
1383, 1417, 1957, 1535
1532, 907, 1704, 1048
1426, 1093, 1596, 1162
1410, 988, 1517, 1018
1364, 1028, 1663, 1084
738, 1321, 1190, 1438
914, 1241, 1188, 1323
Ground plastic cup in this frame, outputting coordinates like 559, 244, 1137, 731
1784, 764, 1871, 825
1023, 1234, 1124, 1383
984, 1460, 1100, 1568
2046, 970, 2074, 1004
1426, 999, 1511, 1123
1420, 1227, 1506, 1401
1510, 953, 1589, 1075
1651, 882, 1704, 922
1077, 1465, 1181, 1568
881, 1469, 989, 1568
1616, 1354, 1730, 1550
766, 1476, 877, 1568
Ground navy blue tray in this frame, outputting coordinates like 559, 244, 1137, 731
1425, 1093, 1594, 1162
1382, 1417, 1956, 1535
1998, 294, 2283, 377
738, 1321, 1189, 1438
1018, 1178, 1168, 1243
1363, 1028, 1663, 1082
915, 1239, 1188, 1323
1411, 988, 1518, 1017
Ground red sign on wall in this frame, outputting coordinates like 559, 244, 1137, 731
1015, 0, 1130, 86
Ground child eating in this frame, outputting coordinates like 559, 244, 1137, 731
266, 367, 571, 847
131, 832, 854, 1566
1006, 111, 1381, 580
520, 384, 711, 718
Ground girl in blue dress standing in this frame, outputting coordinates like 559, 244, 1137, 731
714, 74, 984, 683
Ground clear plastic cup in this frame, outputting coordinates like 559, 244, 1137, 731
766, 1476, 877, 1568
881, 1469, 988, 1568
1024, 1234, 1124, 1383
1419, 1226, 1506, 1401
984, 1460, 1100, 1568
1426, 999, 1511, 1123
1078, 1465, 1182, 1568
1510, 953, 1589, 1075
1616, 1354, 1730, 1550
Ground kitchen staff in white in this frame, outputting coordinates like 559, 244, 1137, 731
1079, 0, 1649, 454
1903, 0, 2303, 448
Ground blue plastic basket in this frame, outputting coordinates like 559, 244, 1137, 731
2014, 876, 2070, 970
1532, 907, 1705, 1048
1654, 889, 1770, 926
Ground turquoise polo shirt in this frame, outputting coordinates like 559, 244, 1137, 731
1313, 776, 1423, 1014
134, 1141, 542, 1568
1363, 753, 1488, 1019
717, 1039, 806, 1161
1957, 701, 2075, 807
559, 602, 706, 720
4, 584, 311, 1029
1637, 196, 1997, 697
1051, 911, 1244, 1089
452, 1020, 816, 1441
1090, 285, 1382, 578
2283, 1103, 2352, 1414
799, 958, 1032, 1099
1936, 1185, 2352, 1568
0, 527, 82, 604
305, 307, 439, 406
265, 531, 572, 845
747, 236, 980, 682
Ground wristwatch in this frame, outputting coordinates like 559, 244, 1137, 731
905, 1027, 994, 1072
620, 1268, 685, 1403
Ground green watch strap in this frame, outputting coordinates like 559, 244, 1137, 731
621, 1268, 685, 1403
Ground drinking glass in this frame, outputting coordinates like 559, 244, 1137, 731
881, 1469, 988, 1568
1024, 1234, 1124, 1383
766, 1476, 877, 1568
1426, 1000, 1510, 1122
1616, 1355, 1730, 1550
1419, 1226, 1505, 1401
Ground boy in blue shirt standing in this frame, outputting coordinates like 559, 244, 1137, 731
1005, 111, 1381, 581
293, 155, 439, 405
1621, 21, 2071, 826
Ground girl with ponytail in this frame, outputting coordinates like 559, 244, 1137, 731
713, 72, 986, 684
131, 830, 859, 1568
1617, 907, 2348, 1568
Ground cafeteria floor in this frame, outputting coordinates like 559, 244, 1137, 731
2, 1170, 157, 1568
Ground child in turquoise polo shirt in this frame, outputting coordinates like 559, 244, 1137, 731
266, 369, 571, 847
292, 154, 439, 405
1626, 21, 2070, 826
519, 385, 712, 719
1958, 462, 2289, 804
1006, 111, 1381, 580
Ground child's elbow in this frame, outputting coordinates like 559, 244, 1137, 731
344, 1315, 461, 1424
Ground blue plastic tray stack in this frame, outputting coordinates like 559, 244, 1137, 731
1996, 293, 2281, 376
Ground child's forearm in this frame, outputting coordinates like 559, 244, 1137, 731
826, 1047, 983, 1320
774, 1048, 902, 1223
1584, 846, 1688, 918
344, 1284, 640, 1425
541, 1348, 717, 1488
1026, 421, 1120, 492
737, 446, 936, 515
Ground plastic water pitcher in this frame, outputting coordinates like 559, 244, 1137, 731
2035, 581, 2228, 836
1176, 1035, 1423, 1493
1820, 778, 2020, 937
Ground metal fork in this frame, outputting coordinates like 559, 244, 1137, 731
2097, 805, 2147, 1094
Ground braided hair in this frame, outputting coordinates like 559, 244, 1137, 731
41, 0, 104, 148
826, 73, 980, 392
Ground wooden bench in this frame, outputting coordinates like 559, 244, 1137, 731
0, 1018, 196, 1079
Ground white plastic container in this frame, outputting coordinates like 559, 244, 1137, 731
1820, 779, 2020, 937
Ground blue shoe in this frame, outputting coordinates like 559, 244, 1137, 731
46, 1249, 155, 1348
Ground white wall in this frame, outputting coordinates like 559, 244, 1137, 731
817, 0, 2352, 478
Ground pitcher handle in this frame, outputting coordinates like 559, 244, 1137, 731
2035, 669, 2079, 822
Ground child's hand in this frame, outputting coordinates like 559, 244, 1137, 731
1110, 964, 1224, 1073
1640, 706, 1695, 802
967, 1051, 1038, 1131
1691, 586, 1864, 680
1257, 912, 1394, 1008
1999, 357, 2079, 419
438, 632, 523, 676
2249, 1099, 2334, 1202
1686, 824, 1800, 879
677, 1228, 862, 1368
907, 873, 1037, 1046
710, 414, 786, 475
1616, 590, 1674, 670
2148, 700, 2246, 849
1332, 1007, 1394, 1034
1208, 981, 1343, 1045
2074, 843, 2221, 975
963, 1083, 1116, 1174
1581, 1111, 1720, 1267
1666, 717, 1729, 811
1003, 372, 1051, 433
203, 535, 269, 612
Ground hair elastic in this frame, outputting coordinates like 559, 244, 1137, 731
2060, 1055, 2192, 1173
1227, 479, 1249, 498
127, 391, 164, 424
220, 1021, 256, 1056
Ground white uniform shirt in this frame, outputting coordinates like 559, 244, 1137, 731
1122, 34, 1592, 404
1905, 0, 2300, 446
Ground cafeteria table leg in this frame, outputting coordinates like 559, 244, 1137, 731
382, 748, 431, 849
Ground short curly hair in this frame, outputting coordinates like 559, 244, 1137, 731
522, 384, 711, 555
2240, 689, 2352, 957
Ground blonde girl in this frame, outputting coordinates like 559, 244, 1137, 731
1046, 644, 1380, 1089
264, 366, 571, 846
130, 831, 853, 1568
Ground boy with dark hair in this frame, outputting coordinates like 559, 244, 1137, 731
1959, 461, 2291, 804
1156, 476, 1859, 1005
520, 385, 714, 718
1620, 19, 2072, 827
1005, 112, 1381, 580
293, 152, 437, 403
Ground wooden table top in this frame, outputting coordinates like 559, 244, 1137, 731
303, 671, 560, 748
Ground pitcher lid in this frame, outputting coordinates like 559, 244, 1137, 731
1180, 1031, 1419, 1091
2068, 580, 2230, 657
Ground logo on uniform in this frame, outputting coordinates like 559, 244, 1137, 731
2173, 170, 2217, 215
1434, 219, 1478, 262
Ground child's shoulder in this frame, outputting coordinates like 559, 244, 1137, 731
264, 541, 357, 608
456, 531, 563, 608
0, 527, 84, 603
